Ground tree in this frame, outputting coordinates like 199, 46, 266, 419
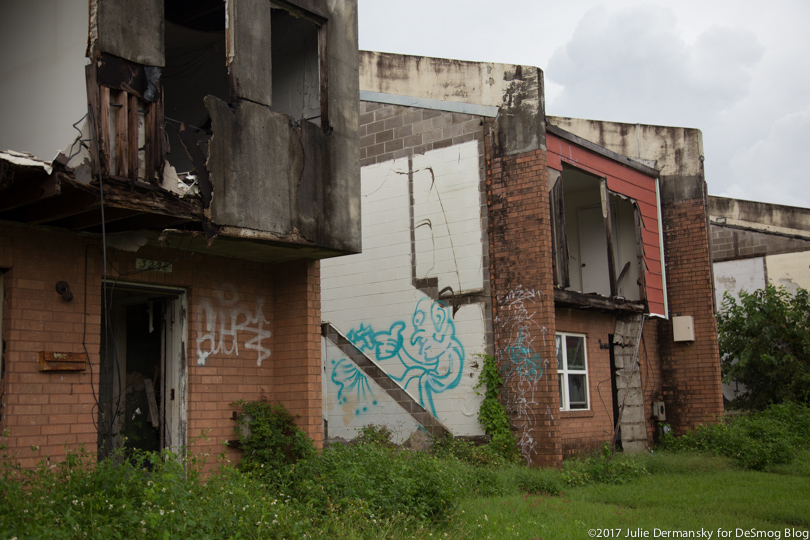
717, 284, 810, 410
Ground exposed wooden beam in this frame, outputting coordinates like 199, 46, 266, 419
554, 288, 645, 313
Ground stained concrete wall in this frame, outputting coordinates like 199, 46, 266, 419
0, 0, 89, 161
361, 51, 544, 156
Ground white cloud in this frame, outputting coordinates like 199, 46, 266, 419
547, 5, 763, 127
724, 106, 810, 207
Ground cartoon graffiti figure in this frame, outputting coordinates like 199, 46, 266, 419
331, 358, 377, 416
343, 297, 464, 417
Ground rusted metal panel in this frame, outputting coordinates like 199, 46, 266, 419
93, 0, 165, 67
227, 0, 273, 106
38, 352, 87, 372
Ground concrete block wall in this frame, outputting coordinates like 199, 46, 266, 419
359, 101, 485, 168
0, 221, 321, 468
710, 224, 810, 262
659, 199, 724, 433
321, 105, 490, 439
486, 143, 560, 467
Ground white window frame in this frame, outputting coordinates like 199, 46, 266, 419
557, 332, 590, 411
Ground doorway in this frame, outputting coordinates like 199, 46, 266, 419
98, 282, 187, 459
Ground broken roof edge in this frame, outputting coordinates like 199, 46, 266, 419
359, 50, 540, 110
0, 151, 54, 175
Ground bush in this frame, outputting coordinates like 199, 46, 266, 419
431, 435, 510, 467
232, 400, 315, 479
659, 404, 810, 470
717, 285, 810, 410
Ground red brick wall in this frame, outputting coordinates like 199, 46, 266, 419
0, 222, 321, 467
659, 198, 724, 433
486, 142, 560, 467
554, 309, 615, 456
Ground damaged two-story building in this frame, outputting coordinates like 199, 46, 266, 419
0, 0, 359, 466
320, 52, 724, 466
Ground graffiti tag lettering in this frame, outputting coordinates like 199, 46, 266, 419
196, 289, 271, 366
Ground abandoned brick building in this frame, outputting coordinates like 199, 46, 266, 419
320, 52, 724, 466
0, 0, 360, 467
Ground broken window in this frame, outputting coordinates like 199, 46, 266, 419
550, 165, 644, 301
88, 0, 328, 186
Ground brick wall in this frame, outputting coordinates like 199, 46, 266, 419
659, 199, 724, 433
359, 101, 484, 166
486, 141, 560, 467
0, 221, 321, 467
710, 224, 810, 262
554, 309, 614, 456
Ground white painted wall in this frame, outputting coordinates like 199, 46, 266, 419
0, 0, 89, 161
321, 141, 487, 438
765, 251, 810, 294
713, 257, 766, 308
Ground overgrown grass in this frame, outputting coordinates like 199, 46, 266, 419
660, 402, 810, 469
3, 403, 809, 539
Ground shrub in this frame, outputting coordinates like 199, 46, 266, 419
431, 435, 509, 467
660, 404, 810, 470
717, 285, 810, 410
232, 400, 315, 479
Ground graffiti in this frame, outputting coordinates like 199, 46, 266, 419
196, 289, 271, 366
330, 358, 377, 415
343, 297, 465, 417
495, 286, 549, 461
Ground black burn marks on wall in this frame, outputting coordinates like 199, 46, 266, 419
205, 97, 332, 245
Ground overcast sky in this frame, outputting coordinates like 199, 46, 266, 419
358, 0, 810, 208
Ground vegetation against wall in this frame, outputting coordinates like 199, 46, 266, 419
717, 285, 810, 410
473, 354, 520, 463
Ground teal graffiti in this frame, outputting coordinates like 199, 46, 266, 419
344, 297, 464, 417
503, 328, 544, 380
331, 358, 377, 415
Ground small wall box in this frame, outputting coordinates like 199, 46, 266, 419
672, 315, 695, 342
653, 401, 667, 421
38, 352, 87, 371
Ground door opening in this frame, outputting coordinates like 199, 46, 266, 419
98, 282, 187, 460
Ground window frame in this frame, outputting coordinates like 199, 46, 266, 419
556, 331, 590, 411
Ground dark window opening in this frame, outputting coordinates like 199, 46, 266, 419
163, 1, 228, 176
551, 165, 643, 301
270, 6, 322, 125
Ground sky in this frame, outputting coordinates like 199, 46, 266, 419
358, 0, 810, 208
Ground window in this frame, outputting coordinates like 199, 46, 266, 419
557, 332, 589, 410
